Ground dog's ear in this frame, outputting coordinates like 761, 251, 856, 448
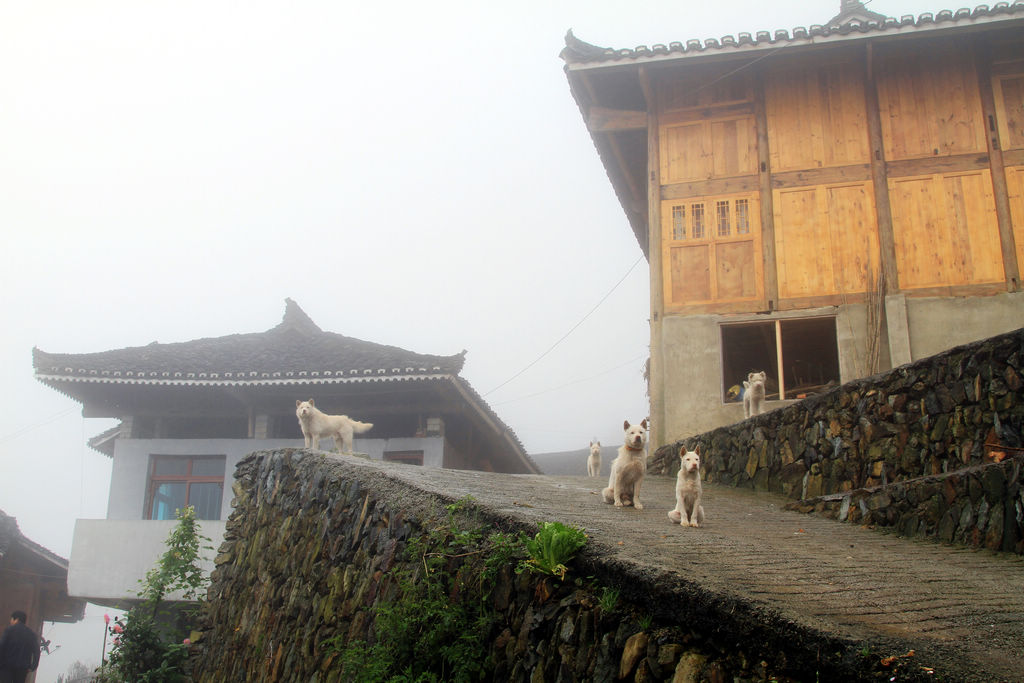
678, 445, 687, 457
308, 398, 315, 405
641, 418, 648, 430
296, 400, 301, 407
694, 444, 701, 456
743, 380, 750, 389
623, 420, 631, 430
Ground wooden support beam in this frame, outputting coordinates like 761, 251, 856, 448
586, 106, 647, 132
753, 74, 779, 308
640, 64, 664, 447
863, 43, 900, 293
975, 40, 1021, 291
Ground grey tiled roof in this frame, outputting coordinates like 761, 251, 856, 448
561, 2, 1024, 66
33, 299, 466, 386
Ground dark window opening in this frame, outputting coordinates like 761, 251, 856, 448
721, 317, 840, 403
147, 455, 225, 520
384, 451, 424, 466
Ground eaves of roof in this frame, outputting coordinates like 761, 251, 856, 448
33, 299, 466, 389
451, 376, 539, 473
561, 2, 1024, 70
0, 509, 70, 573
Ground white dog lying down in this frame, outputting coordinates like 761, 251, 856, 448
602, 419, 648, 510
587, 440, 601, 477
668, 445, 705, 527
295, 399, 373, 454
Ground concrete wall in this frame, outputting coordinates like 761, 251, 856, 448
68, 519, 222, 605
655, 292, 1024, 447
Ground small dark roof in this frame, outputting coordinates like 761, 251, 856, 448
33, 299, 466, 387
0, 509, 87, 623
0, 508, 68, 570
561, 2, 1024, 67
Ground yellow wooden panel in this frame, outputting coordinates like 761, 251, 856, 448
889, 176, 949, 288
710, 117, 757, 177
889, 172, 1002, 288
661, 121, 710, 183
774, 188, 831, 298
669, 245, 711, 303
824, 183, 880, 292
715, 241, 757, 300
994, 75, 1024, 151
1007, 166, 1024, 272
766, 64, 869, 172
945, 172, 1003, 284
661, 69, 750, 112
877, 50, 986, 160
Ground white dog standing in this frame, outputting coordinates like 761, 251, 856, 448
295, 399, 373, 454
743, 371, 766, 418
602, 419, 648, 509
668, 446, 705, 527
587, 440, 601, 477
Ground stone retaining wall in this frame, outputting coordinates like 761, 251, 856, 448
651, 327, 1024, 553
190, 449, 896, 682
786, 456, 1024, 553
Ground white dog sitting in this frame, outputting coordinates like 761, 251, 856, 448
295, 399, 373, 454
668, 446, 705, 528
602, 419, 648, 510
743, 371, 766, 418
587, 440, 601, 477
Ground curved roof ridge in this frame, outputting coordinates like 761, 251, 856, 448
561, 2, 1024, 65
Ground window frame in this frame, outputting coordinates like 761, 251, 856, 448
145, 455, 226, 521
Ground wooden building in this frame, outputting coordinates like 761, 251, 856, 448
562, 1, 1024, 445
0, 509, 85, 679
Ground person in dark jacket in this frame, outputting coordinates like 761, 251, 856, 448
0, 611, 40, 683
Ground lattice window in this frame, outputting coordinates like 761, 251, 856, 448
735, 198, 750, 234
716, 200, 731, 236
672, 205, 686, 240
691, 203, 705, 239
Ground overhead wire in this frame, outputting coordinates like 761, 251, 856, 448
483, 255, 644, 397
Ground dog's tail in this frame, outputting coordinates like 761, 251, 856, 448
351, 420, 373, 433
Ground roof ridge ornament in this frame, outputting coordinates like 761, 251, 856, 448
826, 0, 889, 27
276, 298, 322, 336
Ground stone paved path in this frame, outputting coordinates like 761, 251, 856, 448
375, 463, 1024, 681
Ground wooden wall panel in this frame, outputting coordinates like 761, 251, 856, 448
662, 121, 708, 183
773, 182, 879, 299
994, 74, 1024, 151
876, 49, 986, 160
1003, 166, 1024, 275
715, 241, 757, 299
661, 116, 757, 183
765, 64, 870, 172
669, 245, 711, 303
889, 171, 1003, 289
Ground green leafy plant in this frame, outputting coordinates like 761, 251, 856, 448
96, 506, 211, 682
518, 521, 588, 580
598, 586, 620, 612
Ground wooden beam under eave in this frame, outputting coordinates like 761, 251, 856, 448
864, 43, 900, 293
975, 40, 1021, 292
752, 74, 779, 308
586, 106, 647, 132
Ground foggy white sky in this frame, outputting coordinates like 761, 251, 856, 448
0, 0, 943, 677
